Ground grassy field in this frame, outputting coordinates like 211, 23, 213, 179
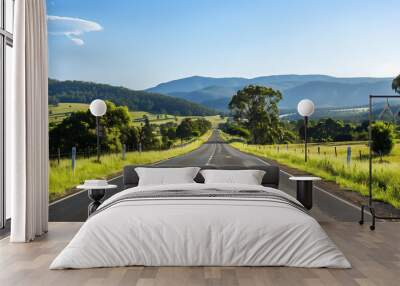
227, 136, 400, 208
49, 130, 212, 202
49, 103, 90, 123
49, 103, 226, 128
131, 112, 226, 128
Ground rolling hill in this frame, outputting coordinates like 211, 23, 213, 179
49, 79, 218, 116
147, 75, 394, 110
281, 80, 394, 108
168, 85, 238, 103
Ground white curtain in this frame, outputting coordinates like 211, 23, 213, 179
7, 0, 49, 242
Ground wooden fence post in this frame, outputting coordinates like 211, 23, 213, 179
57, 148, 60, 165
347, 146, 351, 165
318, 146, 320, 154
359, 150, 362, 160
334, 146, 337, 157
71, 147, 76, 173
122, 144, 126, 160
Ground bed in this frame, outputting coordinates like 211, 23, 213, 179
50, 165, 350, 269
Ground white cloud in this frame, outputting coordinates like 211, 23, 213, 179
47, 15, 103, 46
68, 36, 85, 46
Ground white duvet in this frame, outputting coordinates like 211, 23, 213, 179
50, 183, 351, 269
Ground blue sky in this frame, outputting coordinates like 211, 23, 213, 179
47, 0, 399, 90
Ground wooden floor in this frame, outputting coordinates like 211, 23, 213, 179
0, 222, 399, 286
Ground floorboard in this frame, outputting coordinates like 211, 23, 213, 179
1, 222, 399, 286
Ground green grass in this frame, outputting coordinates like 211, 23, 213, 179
49, 102, 90, 113
49, 130, 212, 202
227, 137, 400, 208
132, 113, 226, 128
203, 115, 227, 128
49, 104, 226, 128
49, 103, 90, 123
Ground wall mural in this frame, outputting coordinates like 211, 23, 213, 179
46, 0, 400, 222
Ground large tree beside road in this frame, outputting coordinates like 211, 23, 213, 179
229, 85, 284, 144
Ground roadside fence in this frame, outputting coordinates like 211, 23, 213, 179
49, 137, 199, 171
244, 142, 370, 165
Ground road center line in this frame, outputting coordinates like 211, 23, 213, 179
206, 144, 217, 165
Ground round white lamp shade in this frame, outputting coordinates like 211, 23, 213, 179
90, 99, 107, 117
297, 99, 315, 117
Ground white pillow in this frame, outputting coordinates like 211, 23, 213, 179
200, 169, 265, 185
135, 167, 200, 186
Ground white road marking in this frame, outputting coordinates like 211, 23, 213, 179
206, 144, 217, 165
48, 189, 88, 206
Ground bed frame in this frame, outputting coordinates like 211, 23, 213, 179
123, 165, 280, 189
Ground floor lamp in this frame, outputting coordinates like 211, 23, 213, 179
89, 99, 107, 162
297, 99, 315, 162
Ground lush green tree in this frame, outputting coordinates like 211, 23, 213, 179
167, 127, 177, 140
120, 125, 139, 151
152, 137, 162, 150
176, 118, 193, 141
371, 121, 395, 156
161, 135, 173, 149
229, 85, 283, 144
192, 118, 212, 135
103, 102, 130, 129
140, 116, 158, 150
219, 122, 250, 139
298, 118, 355, 142
192, 130, 200, 137
392, 74, 400, 94
159, 122, 178, 141
280, 128, 297, 143
49, 111, 95, 154
98, 102, 130, 152
159, 124, 169, 137
49, 101, 131, 154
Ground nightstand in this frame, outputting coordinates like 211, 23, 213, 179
77, 182, 117, 216
289, 176, 321, 210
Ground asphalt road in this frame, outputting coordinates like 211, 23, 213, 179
50, 130, 365, 222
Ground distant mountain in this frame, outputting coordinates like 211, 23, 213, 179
146, 75, 394, 110
168, 85, 238, 103
202, 97, 232, 111
281, 80, 393, 108
49, 79, 218, 116
280, 103, 400, 122
146, 76, 248, 94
